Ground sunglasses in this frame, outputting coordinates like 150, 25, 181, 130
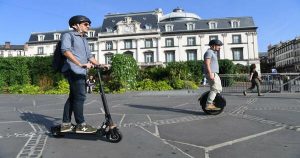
81, 22, 90, 27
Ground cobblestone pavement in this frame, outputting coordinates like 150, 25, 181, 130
0, 91, 299, 158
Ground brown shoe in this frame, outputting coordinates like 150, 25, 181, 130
205, 104, 221, 110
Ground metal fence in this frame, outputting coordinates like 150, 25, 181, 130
219, 73, 300, 93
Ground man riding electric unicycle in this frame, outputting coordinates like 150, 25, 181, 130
199, 39, 226, 115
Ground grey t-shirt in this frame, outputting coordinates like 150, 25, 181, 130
203, 49, 219, 74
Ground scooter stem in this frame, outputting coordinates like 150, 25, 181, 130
96, 68, 114, 126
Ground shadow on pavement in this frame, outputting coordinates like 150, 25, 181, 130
125, 104, 205, 115
19, 112, 59, 132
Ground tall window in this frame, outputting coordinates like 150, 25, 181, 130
145, 24, 152, 30
232, 48, 243, 60
187, 23, 195, 30
187, 50, 197, 61
209, 35, 218, 41
89, 31, 94, 37
144, 52, 154, 63
232, 35, 241, 44
89, 43, 95, 52
187, 37, 196, 46
231, 20, 240, 28
106, 27, 113, 32
54, 34, 61, 40
209, 21, 218, 29
37, 47, 44, 55
106, 41, 113, 50
165, 51, 175, 62
165, 38, 174, 47
124, 40, 132, 49
124, 51, 133, 56
145, 39, 153, 48
165, 24, 174, 32
8, 51, 12, 57
105, 53, 113, 64
38, 35, 45, 41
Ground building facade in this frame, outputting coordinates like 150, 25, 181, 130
0, 42, 25, 57
26, 8, 260, 71
267, 36, 300, 72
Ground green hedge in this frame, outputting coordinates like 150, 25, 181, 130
0, 56, 238, 94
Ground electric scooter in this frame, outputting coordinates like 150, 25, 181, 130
199, 91, 226, 115
51, 66, 122, 143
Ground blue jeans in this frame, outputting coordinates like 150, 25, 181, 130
62, 71, 87, 124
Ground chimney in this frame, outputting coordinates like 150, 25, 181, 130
5, 42, 11, 49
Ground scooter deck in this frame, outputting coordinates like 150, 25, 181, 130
51, 125, 103, 135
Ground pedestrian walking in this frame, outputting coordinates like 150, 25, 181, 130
243, 64, 263, 96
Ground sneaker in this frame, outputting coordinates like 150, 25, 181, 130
243, 91, 247, 96
258, 94, 264, 96
205, 104, 221, 111
60, 123, 74, 132
76, 123, 97, 133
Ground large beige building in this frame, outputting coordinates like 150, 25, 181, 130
26, 8, 260, 71
268, 36, 300, 72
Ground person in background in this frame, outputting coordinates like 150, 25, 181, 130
86, 75, 96, 93
243, 64, 263, 96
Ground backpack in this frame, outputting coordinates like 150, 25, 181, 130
52, 32, 73, 73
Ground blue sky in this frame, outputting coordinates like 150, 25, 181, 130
0, 0, 299, 52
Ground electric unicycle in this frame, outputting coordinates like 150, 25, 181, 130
199, 91, 226, 115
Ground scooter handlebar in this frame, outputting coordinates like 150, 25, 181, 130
94, 64, 109, 71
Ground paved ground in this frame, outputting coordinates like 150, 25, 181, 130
0, 90, 300, 158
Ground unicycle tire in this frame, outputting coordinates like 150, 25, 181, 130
199, 91, 226, 115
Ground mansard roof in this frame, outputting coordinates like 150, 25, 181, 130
0, 43, 24, 50
101, 10, 159, 32
158, 16, 257, 32
27, 27, 101, 43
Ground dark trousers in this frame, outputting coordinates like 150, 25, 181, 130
62, 71, 87, 124
245, 78, 261, 95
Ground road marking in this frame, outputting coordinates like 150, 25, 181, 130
139, 126, 194, 158
119, 114, 126, 126
206, 127, 284, 151
172, 102, 189, 108
0, 120, 26, 124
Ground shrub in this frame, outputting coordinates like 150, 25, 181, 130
8, 84, 41, 94
183, 80, 199, 89
155, 81, 173, 91
44, 79, 69, 94
170, 78, 185, 89
111, 54, 138, 91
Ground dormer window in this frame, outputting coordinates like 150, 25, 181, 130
106, 27, 113, 32
145, 24, 152, 30
38, 35, 45, 41
54, 33, 61, 40
165, 24, 174, 32
231, 20, 240, 28
88, 31, 95, 37
186, 23, 195, 30
209, 21, 218, 29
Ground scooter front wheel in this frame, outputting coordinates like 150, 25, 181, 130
199, 91, 226, 115
106, 127, 122, 143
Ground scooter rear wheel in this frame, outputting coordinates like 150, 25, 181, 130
106, 127, 122, 143
199, 91, 226, 115
51, 126, 64, 138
